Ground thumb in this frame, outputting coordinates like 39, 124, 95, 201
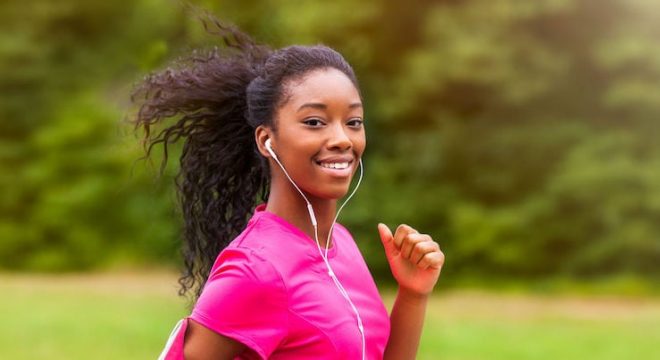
377, 223, 397, 259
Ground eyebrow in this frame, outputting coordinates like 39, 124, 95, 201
297, 102, 363, 112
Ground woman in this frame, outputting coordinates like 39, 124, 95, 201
132, 16, 444, 360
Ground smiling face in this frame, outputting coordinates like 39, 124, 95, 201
258, 67, 366, 201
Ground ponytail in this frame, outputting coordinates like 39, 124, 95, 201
131, 13, 360, 301
131, 17, 272, 300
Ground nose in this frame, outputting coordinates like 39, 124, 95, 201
326, 122, 352, 151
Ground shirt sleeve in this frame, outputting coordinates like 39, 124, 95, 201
190, 246, 288, 359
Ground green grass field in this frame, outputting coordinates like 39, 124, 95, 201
2, 273, 658, 359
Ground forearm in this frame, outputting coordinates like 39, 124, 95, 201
383, 287, 429, 360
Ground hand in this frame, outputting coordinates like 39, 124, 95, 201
377, 223, 444, 297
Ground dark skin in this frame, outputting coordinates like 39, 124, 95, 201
258, 67, 367, 250
184, 68, 444, 359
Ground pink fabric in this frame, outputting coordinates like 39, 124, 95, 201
160, 203, 390, 359
158, 318, 187, 360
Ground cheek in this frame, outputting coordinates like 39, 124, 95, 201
353, 133, 366, 155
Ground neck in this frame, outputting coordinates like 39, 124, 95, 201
266, 177, 338, 249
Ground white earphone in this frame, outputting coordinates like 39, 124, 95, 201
264, 137, 366, 360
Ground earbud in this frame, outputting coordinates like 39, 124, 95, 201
264, 138, 278, 160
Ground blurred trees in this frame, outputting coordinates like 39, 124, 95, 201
0, 0, 184, 270
0, 0, 658, 284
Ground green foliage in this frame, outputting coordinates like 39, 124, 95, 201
0, 0, 658, 283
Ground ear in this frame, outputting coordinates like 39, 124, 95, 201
255, 125, 273, 158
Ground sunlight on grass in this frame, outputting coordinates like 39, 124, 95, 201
2, 273, 658, 359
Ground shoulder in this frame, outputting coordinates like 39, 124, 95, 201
225, 213, 312, 267
193, 245, 289, 331
191, 245, 290, 360
207, 244, 286, 293
227, 213, 289, 254
207, 215, 286, 279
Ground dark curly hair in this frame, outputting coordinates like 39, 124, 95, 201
130, 14, 360, 300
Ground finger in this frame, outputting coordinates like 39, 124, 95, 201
401, 233, 431, 261
418, 251, 445, 270
377, 223, 397, 258
393, 224, 418, 251
411, 239, 439, 266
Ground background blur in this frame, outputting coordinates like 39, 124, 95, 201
1, 0, 659, 359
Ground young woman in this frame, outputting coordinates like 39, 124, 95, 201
132, 17, 444, 360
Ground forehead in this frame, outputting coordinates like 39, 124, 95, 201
280, 68, 361, 109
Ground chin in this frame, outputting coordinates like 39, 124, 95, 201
307, 185, 352, 201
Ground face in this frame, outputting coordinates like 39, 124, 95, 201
260, 67, 366, 200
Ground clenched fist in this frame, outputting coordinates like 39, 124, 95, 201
378, 223, 444, 296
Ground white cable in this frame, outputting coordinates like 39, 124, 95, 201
323, 158, 364, 259
268, 151, 318, 225
268, 150, 366, 360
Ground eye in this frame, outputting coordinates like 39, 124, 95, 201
303, 118, 325, 127
347, 118, 364, 128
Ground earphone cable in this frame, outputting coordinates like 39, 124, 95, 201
267, 146, 366, 360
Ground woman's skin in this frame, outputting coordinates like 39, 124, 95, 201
257, 67, 366, 250
184, 67, 444, 360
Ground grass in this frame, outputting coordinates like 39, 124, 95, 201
1, 272, 658, 359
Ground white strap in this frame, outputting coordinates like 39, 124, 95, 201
157, 318, 185, 360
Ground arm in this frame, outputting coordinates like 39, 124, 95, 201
383, 289, 429, 360
184, 319, 247, 360
377, 223, 445, 360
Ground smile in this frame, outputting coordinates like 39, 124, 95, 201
318, 162, 350, 169
315, 159, 354, 177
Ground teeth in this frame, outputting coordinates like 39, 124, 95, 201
319, 162, 349, 169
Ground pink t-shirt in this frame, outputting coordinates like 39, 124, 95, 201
159, 203, 391, 360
